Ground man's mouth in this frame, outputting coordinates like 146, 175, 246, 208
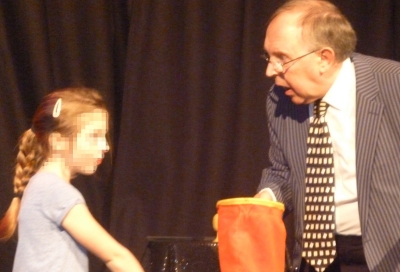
278, 86, 293, 96
275, 84, 294, 97
284, 88, 293, 95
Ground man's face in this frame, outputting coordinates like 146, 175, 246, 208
264, 13, 323, 105
68, 109, 109, 175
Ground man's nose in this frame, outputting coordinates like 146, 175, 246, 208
265, 63, 278, 78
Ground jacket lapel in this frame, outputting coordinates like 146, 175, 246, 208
352, 54, 384, 235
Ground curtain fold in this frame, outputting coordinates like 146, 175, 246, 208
109, 1, 274, 261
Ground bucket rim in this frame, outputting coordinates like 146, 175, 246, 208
216, 197, 284, 211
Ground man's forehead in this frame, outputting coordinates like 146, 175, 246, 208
265, 13, 305, 53
268, 11, 303, 34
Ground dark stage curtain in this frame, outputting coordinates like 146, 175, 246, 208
1, 1, 400, 271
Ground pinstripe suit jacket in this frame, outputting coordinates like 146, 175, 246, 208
258, 53, 400, 271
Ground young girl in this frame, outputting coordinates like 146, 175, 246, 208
0, 87, 144, 272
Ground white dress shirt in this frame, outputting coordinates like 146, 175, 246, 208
321, 58, 360, 235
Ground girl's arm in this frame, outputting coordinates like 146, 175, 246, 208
62, 204, 144, 272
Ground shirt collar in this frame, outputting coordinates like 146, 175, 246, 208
322, 58, 355, 112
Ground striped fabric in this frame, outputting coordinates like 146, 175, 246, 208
258, 53, 400, 271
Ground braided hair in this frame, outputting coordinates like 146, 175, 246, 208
0, 87, 107, 241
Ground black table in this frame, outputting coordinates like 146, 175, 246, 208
144, 236, 220, 272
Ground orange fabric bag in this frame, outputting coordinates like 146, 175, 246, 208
217, 197, 286, 272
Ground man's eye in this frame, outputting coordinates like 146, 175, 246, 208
274, 53, 287, 62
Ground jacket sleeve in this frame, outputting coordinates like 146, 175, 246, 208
257, 86, 294, 212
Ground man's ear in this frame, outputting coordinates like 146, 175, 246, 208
48, 132, 69, 151
318, 47, 336, 73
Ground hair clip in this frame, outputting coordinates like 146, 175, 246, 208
52, 98, 62, 118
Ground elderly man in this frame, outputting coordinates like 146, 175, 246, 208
256, 0, 400, 271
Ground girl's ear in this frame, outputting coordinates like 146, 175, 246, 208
48, 132, 69, 152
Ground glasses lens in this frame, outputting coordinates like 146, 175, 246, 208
270, 62, 282, 73
261, 53, 269, 61
276, 63, 283, 73
262, 53, 284, 73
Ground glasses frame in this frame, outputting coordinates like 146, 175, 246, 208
262, 49, 320, 74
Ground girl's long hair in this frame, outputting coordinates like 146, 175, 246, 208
0, 87, 107, 241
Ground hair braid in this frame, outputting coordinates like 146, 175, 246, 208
13, 130, 46, 195
0, 129, 47, 241
1, 87, 108, 241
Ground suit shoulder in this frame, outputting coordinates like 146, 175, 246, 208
352, 53, 400, 74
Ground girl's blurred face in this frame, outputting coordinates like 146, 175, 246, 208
68, 109, 109, 175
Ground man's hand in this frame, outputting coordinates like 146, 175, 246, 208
254, 190, 274, 201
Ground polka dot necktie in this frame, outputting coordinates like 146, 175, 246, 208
302, 100, 336, 271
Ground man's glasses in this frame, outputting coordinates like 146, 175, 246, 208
261, 49, 320, 74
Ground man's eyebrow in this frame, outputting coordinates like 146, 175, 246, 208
266, 51, 287, 60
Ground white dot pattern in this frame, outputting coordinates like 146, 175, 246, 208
302, 101, 336, 272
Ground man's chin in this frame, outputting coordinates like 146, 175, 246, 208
288, 95, 307, 105
278, 86, 308, 104
283, 88, 293, 96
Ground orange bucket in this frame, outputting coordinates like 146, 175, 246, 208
217, 198, 286, 272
